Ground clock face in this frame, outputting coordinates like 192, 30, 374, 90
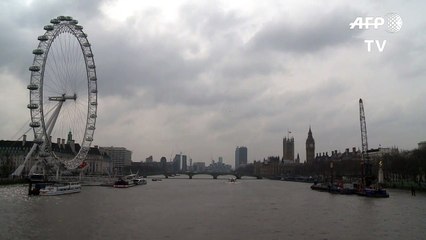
309, 143, 314, 148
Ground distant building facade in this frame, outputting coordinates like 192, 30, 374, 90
295, 153, 300, 164
192, 162, 206, 172
172, 153, 188, 172
85, 146, 111, 175
283, 137, 294, 161
206, 160, 232, 173
254, 156, 281, 177
145, 155, 153, 163
173, 154, 181, 172
418, 141, 426, 150
306, 127, 315, 163
314, 147, 361, 162
235, 146, 248, 169
182, 155, 188, 172
368, 147, 399, 159
99, 146, 132, 175
0, 136, 111, 177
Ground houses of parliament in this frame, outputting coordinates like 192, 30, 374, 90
282, 126, 315, 163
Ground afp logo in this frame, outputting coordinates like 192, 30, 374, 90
349, 13, 402, 52
349, 13, 403, 33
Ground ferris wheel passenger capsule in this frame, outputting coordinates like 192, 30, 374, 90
32, 49, 44, 55
29, 65, 40, 72
43, 25, 54, 31
27, 84, 39, 90
29, 122, 40, 128
50, 18, 60, 24
27, 103, 39, 109
38, 35, 48, 41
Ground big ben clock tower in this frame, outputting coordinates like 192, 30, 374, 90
306, 126, 315, 163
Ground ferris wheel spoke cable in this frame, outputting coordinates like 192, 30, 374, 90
65, 35, 77, 92
53, 42, 69, 93
70, 42, 81, 92
45, 58, 64, 93
48, 46, 66, 92
58, 35, 70, 88
10, 121, 32, 141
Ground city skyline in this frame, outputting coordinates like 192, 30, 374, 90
0, 1, 425, 167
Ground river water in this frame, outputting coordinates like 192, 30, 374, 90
1, 177, 425, 240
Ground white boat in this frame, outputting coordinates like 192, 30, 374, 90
113, 174, 146, 188
132, 176, 147, 185
113, 178, 131, 188
39, 182, 81, 196
228, 178, 237, 183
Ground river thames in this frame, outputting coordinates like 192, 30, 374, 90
1, 178, 425, 240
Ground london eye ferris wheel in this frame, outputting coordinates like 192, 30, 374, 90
23, 16, 98, 174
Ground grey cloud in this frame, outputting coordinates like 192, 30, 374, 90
93, 5, 284, 109
249, 7, 363, 53
0, 0, 103, 79
179, 3, 244, 37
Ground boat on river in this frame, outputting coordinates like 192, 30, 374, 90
356, 187, 389, 198
113, 174, 146, 188
310, 183, 331, 192
39, 182, 81, 196
311, 181, 388, 197
227, 177, 237, 183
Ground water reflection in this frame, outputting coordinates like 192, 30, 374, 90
1, 180, 425, 240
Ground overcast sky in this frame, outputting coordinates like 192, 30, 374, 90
0, 0, 425, 166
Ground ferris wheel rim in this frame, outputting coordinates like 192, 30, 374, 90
28, 16, 98, 169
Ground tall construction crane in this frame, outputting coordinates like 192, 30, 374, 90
359, 98, 372, 186
359, 99, 368, 158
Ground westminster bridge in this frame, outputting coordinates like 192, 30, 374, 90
141, 171, 263, 180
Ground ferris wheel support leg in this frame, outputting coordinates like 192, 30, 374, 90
55, 167, 60, 181
29, 161, 39, 176
11, 143, 38, 177
45, 101, 64, 138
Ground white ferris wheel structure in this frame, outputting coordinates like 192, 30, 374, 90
13, 16, 98, 177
